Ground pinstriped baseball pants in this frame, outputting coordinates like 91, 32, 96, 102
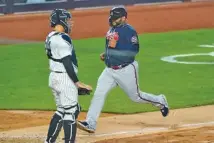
49, 72, 78, 115
46, 72, 79, 143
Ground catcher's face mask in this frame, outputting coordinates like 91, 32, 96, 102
66, 18, 74, 34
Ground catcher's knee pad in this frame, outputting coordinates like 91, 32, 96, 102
75, 103, 81, 119
63, 103, 81, 121
46, 111, 64, 143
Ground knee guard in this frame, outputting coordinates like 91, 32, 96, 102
46, 110, 64, 143
75, 103, 81, 119
63, 104, 81, 143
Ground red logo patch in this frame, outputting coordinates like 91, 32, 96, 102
106, 31, 119, 41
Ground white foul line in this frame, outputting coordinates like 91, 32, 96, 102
81, 127, 167, 137
0, 121, 214, 139
181, 121, 214, 128
79, 121, 214, 138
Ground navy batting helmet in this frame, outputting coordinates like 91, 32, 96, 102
109, 6, 127, 20
109, 6, 127, 27
50, 9, 72, 33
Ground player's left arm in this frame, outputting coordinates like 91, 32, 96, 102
129, 30, 140, 54
58, 34, 79, 83
59, 34, 92, 94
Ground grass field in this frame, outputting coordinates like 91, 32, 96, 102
0, 28, 214, 113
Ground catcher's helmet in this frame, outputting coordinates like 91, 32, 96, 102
109, 6, 127, 21
50, 9, 72, 33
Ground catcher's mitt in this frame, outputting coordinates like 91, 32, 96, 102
78, 87, 92, 95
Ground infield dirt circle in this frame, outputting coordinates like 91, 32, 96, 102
0, 1, 214, 143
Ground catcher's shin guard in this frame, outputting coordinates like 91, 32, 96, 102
62, 105, 79, 143
63, 120, 77, 143
46, 111, 64, 143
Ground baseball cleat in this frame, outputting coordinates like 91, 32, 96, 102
160, 94, 169, 117
77, 121, 95, 133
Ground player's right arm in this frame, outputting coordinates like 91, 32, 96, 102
100, 52, 105, 61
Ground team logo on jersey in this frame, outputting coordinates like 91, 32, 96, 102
131, 36, 138, 44
106, 31, 119, 41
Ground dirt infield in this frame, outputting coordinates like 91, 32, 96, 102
0, 1, 214, 143
96, 126, 214, 143
1, 105, 214, 143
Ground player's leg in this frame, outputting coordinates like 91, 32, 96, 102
60, 73, 80, 143
45, 106, 64, 143
62, 104, 80, 143
45, 73, 64, 143
115, 61, 169, 117
77, 68, 117, 133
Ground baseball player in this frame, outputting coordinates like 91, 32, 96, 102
44, 9, 92, 143
77, 6, 169, 133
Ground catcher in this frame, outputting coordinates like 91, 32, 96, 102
44, 9, 92, 143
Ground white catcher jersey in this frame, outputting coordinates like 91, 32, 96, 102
45, 31, 78, 74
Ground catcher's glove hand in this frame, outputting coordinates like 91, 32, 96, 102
78, 87, 92, 95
